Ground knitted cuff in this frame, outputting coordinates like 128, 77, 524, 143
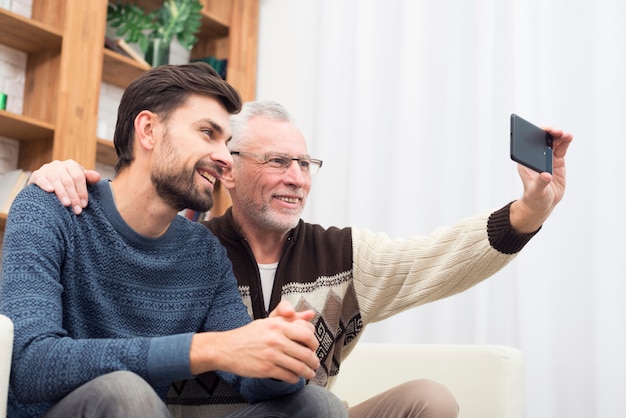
487, 201, 540, 254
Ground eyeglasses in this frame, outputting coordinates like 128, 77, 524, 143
230, 151, 323, 175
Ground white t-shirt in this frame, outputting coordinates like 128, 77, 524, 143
258, 262, 278, 311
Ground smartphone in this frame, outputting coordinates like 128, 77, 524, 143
510, 114, 553, 174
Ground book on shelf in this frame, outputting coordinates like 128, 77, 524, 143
114, 38, 150, 67
0, 169, 32, 214
104, 36, 133, 60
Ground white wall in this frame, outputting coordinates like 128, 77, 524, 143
255, 1, 626, 417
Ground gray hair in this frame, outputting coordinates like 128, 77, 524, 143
228, 100, 295, 150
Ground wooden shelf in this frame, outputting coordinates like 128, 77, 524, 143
0, 8, 62, 53
96, 138, 117, 167
102, 49, 150, 88
101, 8, 229, 89
116, 0, 229, 39
0, 110, 55, 141
198, 11, 229, 38
0, 0, 257, 229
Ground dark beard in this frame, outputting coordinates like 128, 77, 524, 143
151, 162, 215, 212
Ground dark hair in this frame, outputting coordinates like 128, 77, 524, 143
113, 62, 242, 172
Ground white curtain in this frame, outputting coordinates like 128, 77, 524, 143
256, 1, 626, 416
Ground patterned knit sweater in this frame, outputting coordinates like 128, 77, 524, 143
0, 181, 303, 418
163, 202, 537, 415
208, 203, 536, 388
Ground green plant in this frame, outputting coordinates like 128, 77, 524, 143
107, 0, 203, 53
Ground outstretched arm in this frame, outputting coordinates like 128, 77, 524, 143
509, 126, 573, 233
27, 159, 99, 215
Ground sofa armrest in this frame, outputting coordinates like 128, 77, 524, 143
0, 314, 13, 418
330, 343, 524, 418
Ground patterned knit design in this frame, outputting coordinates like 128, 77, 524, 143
282, 271, 363, 384
0, 182, 302, 418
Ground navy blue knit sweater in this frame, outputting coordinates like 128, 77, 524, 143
0, 181, 303, 417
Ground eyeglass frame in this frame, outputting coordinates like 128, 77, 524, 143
230, 151, 323, 175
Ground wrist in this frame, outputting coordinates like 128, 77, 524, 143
488, 202, 539, 254
190, 332, 221, 375
509, 199, 549, 234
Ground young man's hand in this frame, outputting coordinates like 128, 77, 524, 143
189, 301, 320, 383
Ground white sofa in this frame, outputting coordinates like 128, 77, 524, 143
0, 314, 13, 418
330, 343, 524, 418
0, 316, 523, 418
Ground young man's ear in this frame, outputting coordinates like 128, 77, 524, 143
134, 110, 158, 151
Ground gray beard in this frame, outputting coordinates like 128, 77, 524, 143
257, 202, 301, 232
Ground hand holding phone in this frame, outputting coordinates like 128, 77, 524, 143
510, 114, 553, 174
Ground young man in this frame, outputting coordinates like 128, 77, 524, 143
1, 68, 347, 418
28, 100, 573, 417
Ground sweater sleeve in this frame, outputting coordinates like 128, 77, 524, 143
352, 204, 536, 325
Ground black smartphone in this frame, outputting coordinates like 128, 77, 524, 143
510, 114, 553, 174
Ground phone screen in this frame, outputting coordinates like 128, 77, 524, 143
510, 114, 553, 174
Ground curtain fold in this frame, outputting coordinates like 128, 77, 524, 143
257, 1, 626, 416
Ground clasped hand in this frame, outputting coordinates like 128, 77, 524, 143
190, 300, 320, 384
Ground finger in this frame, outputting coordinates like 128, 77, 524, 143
284, 320, 319, 352
85, 170, 102, 185
28, 171, 55, 192
31, 170, 75, 209
290, 343, 320, 373
269, 300, 295, 319
58, 164, 90, 215
267, 366, 303, 384
271, 307, 315, 324
552, 132, 573, 159
538, 171, 553, 185
74, 169, 100, 210
28, 160, 74, 190
291, 309, 315, 322
273, 343, 318, 380
73, 169, 100, 212
517, 163, 538, 182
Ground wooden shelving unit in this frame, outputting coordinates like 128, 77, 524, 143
0, 0, 259, 229
0, 111, 55, 142
102, 49, 150, 87
0, 10, 63, 52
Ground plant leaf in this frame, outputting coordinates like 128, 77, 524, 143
107, 0, 203, 53
107, 2, 157, 52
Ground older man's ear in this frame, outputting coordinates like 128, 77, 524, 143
220, 166, 235, 190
